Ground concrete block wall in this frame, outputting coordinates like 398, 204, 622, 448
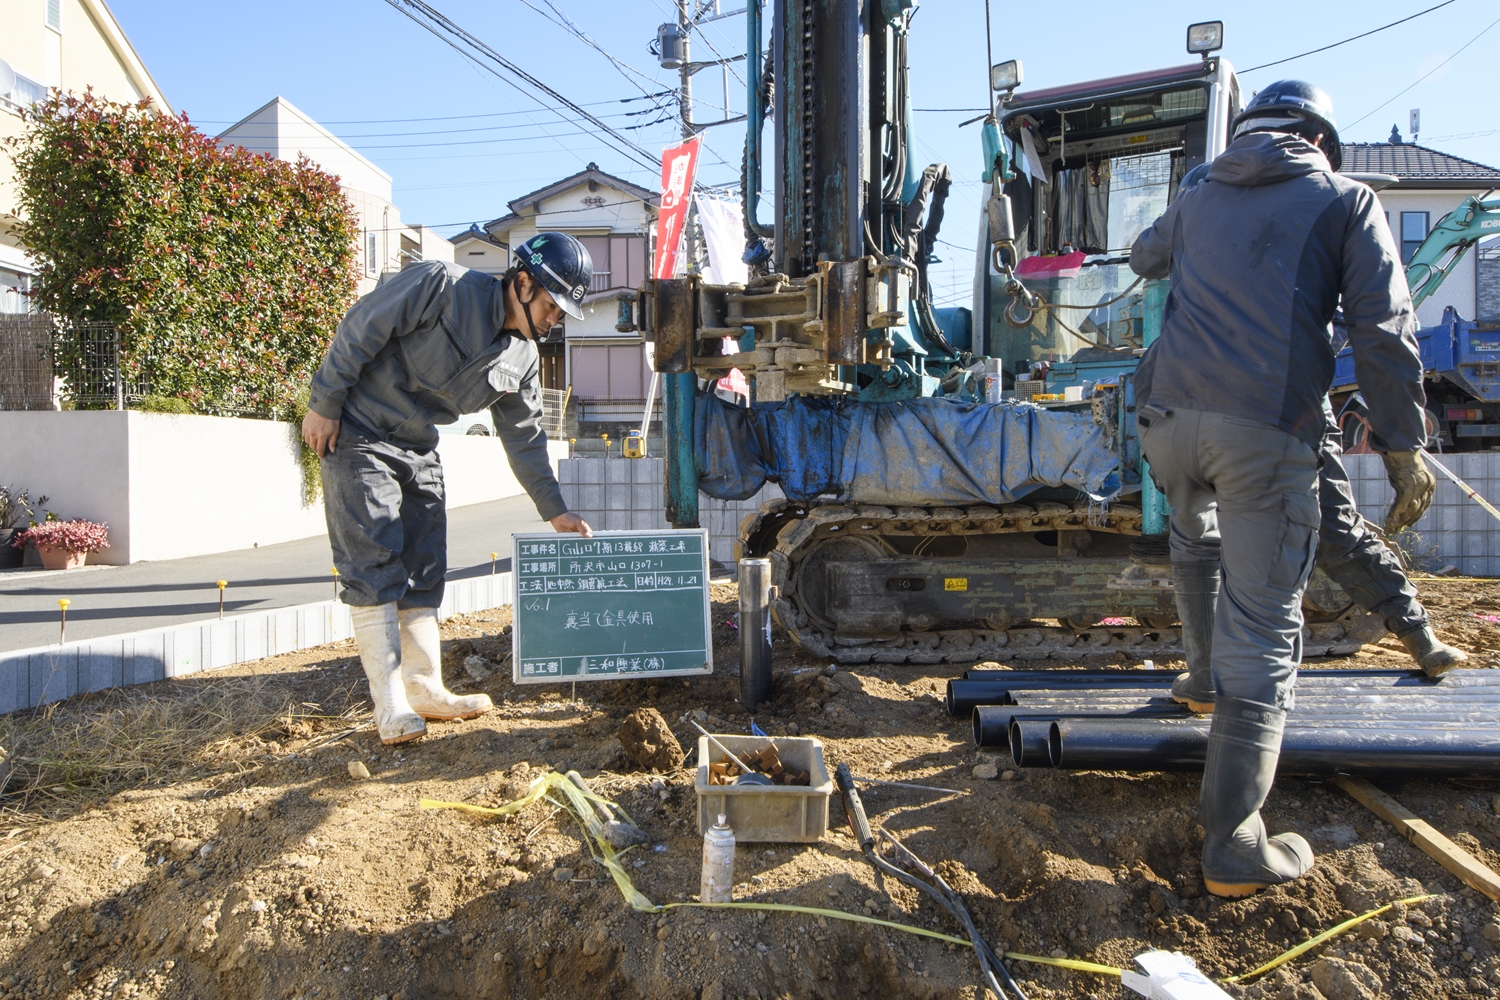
0, 572, 515, 715
558, 457, 784, 565
1345, 452, 1500, 576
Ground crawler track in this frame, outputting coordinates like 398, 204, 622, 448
736, 499, 1383, 665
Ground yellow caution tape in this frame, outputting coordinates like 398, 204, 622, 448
659, 901, 971, 946
423, 776, 1439, 987
1222, 893, 1436, 984
1001, 952, 1123, 976
423, 777, 970, 946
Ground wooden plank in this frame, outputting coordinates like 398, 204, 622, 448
1335, 775, 1500, 902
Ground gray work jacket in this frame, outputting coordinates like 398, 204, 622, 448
1130, 132, 1426, 453
308, 260, 567, 520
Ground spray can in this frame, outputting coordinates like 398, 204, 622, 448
700, 813, 736, 903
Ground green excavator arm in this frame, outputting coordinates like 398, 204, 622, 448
1404, 191, 1500, 309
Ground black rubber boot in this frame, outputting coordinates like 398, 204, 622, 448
1395, 623, 1469, 677
1200, 697, 1314, 898
1169, 560, 1219, 713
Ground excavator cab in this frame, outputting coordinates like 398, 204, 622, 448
980, 56, 1239, 382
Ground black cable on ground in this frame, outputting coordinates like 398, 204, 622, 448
836, 764, 1027, 1000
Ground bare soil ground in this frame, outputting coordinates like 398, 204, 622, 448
2, 578, 1500, 1000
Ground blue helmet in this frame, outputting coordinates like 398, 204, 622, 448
514, 231, 593, 320
1231, 80, 1342, 171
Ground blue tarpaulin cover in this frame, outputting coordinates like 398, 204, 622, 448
695, 392, 1122, 505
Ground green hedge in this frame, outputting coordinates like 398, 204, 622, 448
8, 91, 359, 419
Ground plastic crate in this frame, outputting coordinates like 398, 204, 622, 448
694, 735, 834, 843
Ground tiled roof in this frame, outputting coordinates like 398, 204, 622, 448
1340, 142, 1500, 187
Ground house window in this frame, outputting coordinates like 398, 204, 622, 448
576, 235, 647, 294
1401, 211, 1429, 265
0, 269, 32, 314
45, 0, 62, 31
7, 71, 48, 107
569, 344, 646, 399
365, 232, 379, 277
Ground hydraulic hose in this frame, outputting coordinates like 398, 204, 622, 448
835, 764, 1026, 1000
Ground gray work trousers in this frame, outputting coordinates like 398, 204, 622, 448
1316, 435, 1425, 636
320, 425, 447, 609
1140, 407, 1320, 709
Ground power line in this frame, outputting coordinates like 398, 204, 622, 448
1240, 0, 1458, 74
1346, 12, 1500, 130
215, 109, 644, 142
1418, 126, 1500, 143
381, 0, 663, 172
516, 0, 670, 97
187, 96, 666, 127
222, 125, 665, 152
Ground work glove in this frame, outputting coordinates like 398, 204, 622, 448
1382, 449, 1436, 534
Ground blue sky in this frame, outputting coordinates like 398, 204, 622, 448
109, 0, 1500, 309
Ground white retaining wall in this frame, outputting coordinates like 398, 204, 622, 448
0, 411, 565, 565
557, 457, 783, 565
1345, 451, 1500, 576
0, 572, 515, 715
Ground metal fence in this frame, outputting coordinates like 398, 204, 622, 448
0, 316, 148, 411
539, 386, 572, 440
575, 396, 662, 426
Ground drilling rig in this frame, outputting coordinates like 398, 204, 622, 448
623, 8, 1374, 666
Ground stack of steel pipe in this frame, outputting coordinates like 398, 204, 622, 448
950, 667, 1500, 778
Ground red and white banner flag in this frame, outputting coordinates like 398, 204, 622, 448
653, 137, 700, 280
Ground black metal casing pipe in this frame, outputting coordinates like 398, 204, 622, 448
739, 558, 774, 711
1047, 717, 1500, 778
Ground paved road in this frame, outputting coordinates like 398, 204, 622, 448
0, 495, 555, 652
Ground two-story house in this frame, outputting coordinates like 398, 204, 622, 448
218, 96, 452, 298
1342, 133, 1500, 329
451, 224, 509, 277
0, 0, 170, 314
484, 164, 657, 401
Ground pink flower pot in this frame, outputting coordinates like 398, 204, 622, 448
37, 546, 87, 571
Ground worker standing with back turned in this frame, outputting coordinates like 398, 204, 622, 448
1129, 81, 1433, 897
1160, 169, 1467, 717
302, 233, 595, 745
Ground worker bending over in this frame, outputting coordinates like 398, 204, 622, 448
1130, 81, 1433, 897
302, 233, 595, 744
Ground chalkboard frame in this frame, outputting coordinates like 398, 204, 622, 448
509, 528, 714, 685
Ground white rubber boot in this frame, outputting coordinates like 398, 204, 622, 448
398, 607, 493, 721
350, 604, 426, 745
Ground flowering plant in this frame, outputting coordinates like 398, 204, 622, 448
8, 91, 359, 417
14, 519, 110, 555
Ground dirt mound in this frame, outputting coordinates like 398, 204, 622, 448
616, 708, 685, 771
0, 582, 1498, 999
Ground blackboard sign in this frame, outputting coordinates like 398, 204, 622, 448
511, 529, 713, 684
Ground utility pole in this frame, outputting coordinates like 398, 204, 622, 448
678, 0, 693, 139
677, 0, 699, 274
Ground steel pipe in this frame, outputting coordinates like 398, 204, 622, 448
739, 558, 773, 711
1009, 691, 1500, 709
963, 668, 1418, 682
1047, 717, 1500, 778
974, 706, 1495, 760
974, 706, 1186, 759
955, 686, 1500, 716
